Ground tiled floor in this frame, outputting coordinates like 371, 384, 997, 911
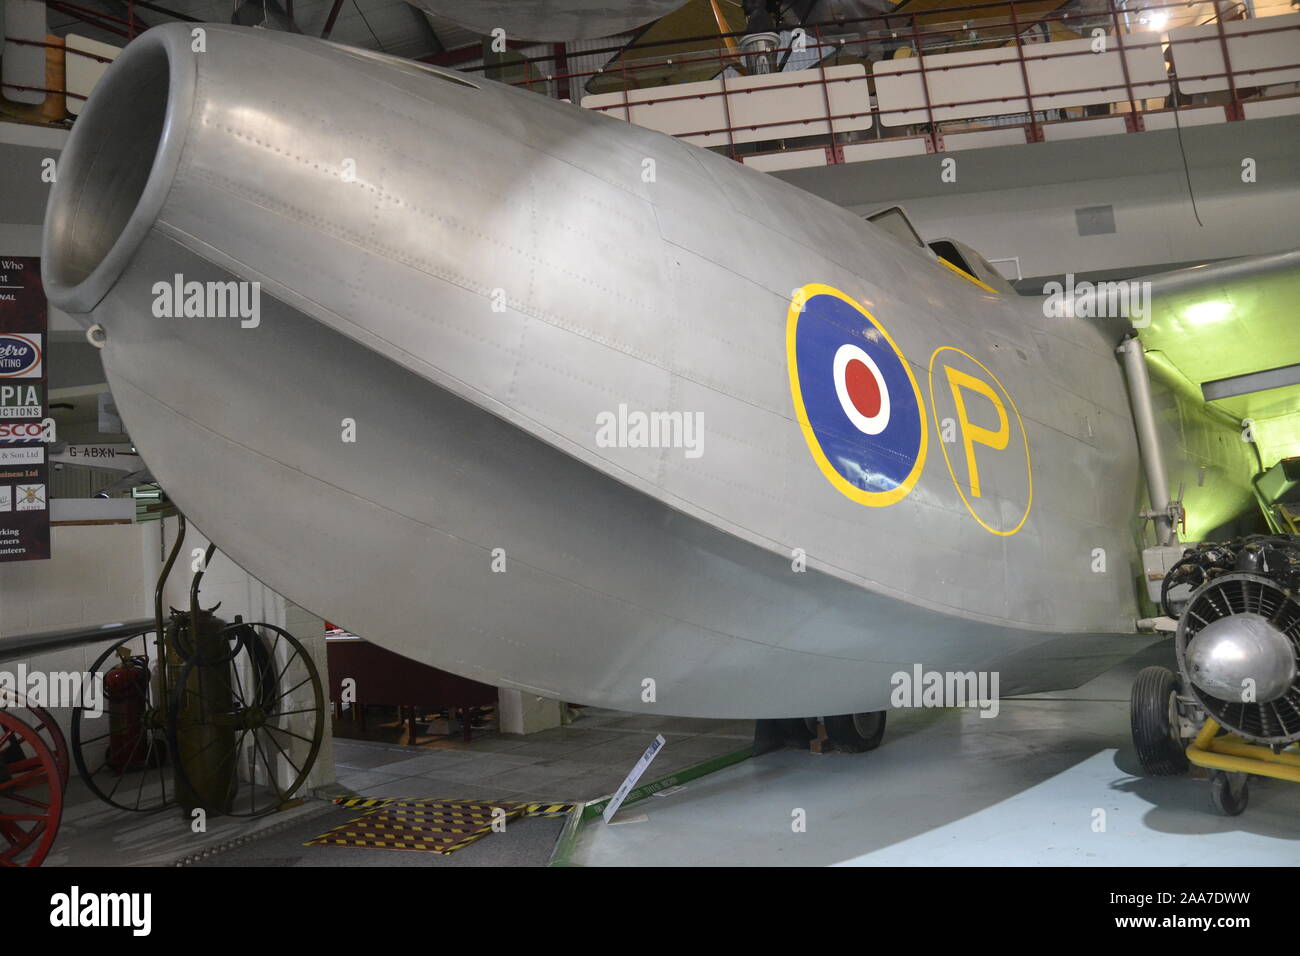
331, 709, 755, 805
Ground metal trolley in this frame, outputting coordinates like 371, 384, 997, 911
3, 514, 326, 866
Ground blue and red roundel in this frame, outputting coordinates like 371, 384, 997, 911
786, 284, 928, 507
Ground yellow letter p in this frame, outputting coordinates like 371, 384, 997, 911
944, 366, 1008, 499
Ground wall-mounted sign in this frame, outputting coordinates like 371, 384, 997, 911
0, 382, 43, 418
49, 443, 142, 473
0, 257, 50, 562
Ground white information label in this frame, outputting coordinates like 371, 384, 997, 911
602, 734, 666, 823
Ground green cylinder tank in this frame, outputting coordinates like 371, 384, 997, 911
166, 607, 239, 816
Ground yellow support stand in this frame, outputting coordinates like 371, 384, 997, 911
1186, 717, 1300, 784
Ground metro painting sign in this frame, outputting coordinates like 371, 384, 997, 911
0, 332, 42, 378
0, 257, 50, 562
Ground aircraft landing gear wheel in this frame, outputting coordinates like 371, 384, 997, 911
1209, 771, 1250, 816
1130, 666, 1190, 776
823, 711, 886, 753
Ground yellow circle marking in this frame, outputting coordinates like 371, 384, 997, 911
927, 345, 1032, 536
786, 283, 928, 507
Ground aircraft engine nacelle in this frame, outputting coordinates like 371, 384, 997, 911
38, 23, 1149, 719
1174, 538, 1300, 745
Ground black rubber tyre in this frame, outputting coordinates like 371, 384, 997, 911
1131, 665, 1190, 776
1209, 771, 1250, 816
823, 711, 886, 753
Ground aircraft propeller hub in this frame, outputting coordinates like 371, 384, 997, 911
1185, 612, 1297, 704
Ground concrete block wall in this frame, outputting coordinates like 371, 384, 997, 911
0, 523, 148, 638
0, 518, 337, 791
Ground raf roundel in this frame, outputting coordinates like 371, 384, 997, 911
787, 284, 927, 507
833, 343, 890, 435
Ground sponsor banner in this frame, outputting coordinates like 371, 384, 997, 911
0, 382, 43, 419
0, 332, 42, 379
0, 420, 52, 442
0, 256, 49, 561
0, 445, 45, 469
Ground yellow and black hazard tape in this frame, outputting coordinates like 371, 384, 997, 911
310, 834, 482, 854
344, 818, 508, 836
313, 797, 578, 855
330, 827, 485, 843
380, 812, 504, 826
307, 821, 493, 854
332, 796, 577, 817
383, 804, 521, 818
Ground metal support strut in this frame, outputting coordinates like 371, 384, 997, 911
1117, 334, 1178, 546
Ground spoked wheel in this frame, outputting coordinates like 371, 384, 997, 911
1130, 665, 1190, 776
0, 690, 69, 791
72, 629, 175, 813
0, 708, 64, 867
23, 704, 69, 789
170, 622, 324, 818
823, 711, 887, 753
1209, 771, 1250, 816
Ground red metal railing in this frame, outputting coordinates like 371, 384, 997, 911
5, 0, 1296, 148
0, 0, 133, 110
455, 0, 1299, 161
0, 0, 203, 109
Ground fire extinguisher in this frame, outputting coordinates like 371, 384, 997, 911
105, 646, 151, 773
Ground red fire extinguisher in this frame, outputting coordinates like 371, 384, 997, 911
105, 648, 152, 773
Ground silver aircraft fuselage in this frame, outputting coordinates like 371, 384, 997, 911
43, 26, 1250, 717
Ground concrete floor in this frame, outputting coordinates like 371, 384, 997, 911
42, 706, 752, 866
40, 643, 1300, 866
189, 803, 570, 867
46, 775, 331, 867
331, 708, 754, 805
571, 643, 1300, 866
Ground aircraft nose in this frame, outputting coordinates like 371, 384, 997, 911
42, 28, 186, 320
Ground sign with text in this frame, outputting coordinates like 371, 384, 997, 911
49, 443, 142, 472
0, 257, 50, 562
602, 734, 666, 823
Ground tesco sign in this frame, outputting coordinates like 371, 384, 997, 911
0, 421, 47, 439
